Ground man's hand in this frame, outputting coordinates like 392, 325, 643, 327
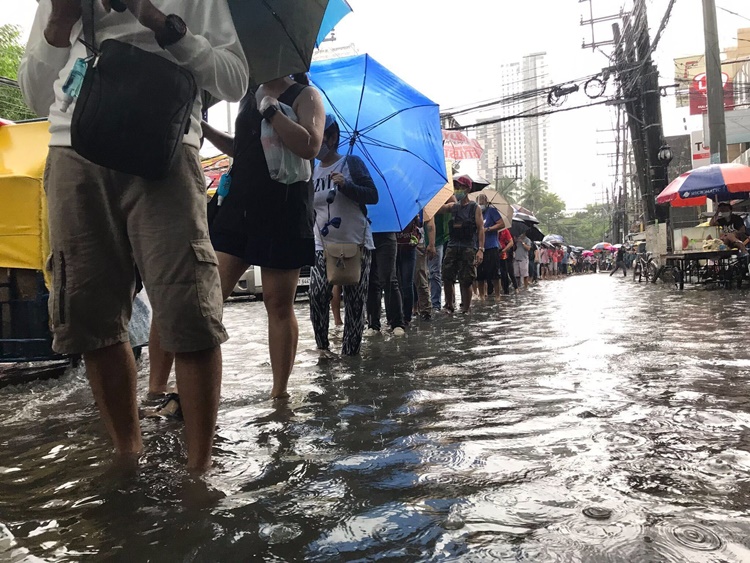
427, 244, 437, 260
476, 250, 484, 266
102, 0, 166, 32
45, 0, 82, 47
331, 173, 346, 187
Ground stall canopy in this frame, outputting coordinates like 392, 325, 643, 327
0, 121, 51, 273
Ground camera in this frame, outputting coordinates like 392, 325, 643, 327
326, 187, 337, 204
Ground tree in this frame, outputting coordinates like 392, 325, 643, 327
0, 25, 36, 121
518, 175, 549, 213
535, 190, 565, 233
494, 177, 517, 203
548, 204, 609, 250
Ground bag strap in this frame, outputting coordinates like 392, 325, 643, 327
80, 0, 97, 55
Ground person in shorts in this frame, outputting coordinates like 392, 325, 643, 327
514, 231, 532, 289
437, 177, 485, 313
475, 193, 503, 299
20, 0, 248, 471
710, 202, 750, 255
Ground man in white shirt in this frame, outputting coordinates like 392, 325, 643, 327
19, 0, 248, 472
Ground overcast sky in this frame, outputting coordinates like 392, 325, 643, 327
4, 0, 748, 210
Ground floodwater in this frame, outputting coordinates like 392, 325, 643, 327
3, 273, 750, 561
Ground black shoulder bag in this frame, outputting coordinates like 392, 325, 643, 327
71, 0, 197, 180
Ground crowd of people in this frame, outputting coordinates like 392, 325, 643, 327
16, 0, 604, 473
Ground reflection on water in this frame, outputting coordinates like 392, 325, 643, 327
3, 275, 750, 561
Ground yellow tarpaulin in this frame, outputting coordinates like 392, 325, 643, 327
0, 121, 51, 273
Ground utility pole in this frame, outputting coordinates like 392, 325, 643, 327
702, 0, 728, 163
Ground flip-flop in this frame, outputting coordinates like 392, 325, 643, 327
142, 392, 183, 420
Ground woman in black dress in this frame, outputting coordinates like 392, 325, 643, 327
148, 74, 325, 404
207, 74, 325, 399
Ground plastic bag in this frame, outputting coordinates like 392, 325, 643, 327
260, 102, 312, 185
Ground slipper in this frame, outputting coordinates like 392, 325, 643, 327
142, 392, 182, 420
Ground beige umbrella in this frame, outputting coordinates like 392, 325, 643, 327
469, 188, 513, 227
422, 160, 455, 221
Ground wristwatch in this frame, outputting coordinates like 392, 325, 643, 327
478, 247, 485, 252
262, 104, 279, 121
156, 14, 187, 49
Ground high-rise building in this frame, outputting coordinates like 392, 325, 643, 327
475, 53, 550, 186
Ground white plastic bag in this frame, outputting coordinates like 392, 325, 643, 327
260, 102, 312, 185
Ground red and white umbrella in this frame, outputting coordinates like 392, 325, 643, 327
442, 130, 483, 160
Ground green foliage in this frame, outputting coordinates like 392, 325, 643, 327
547, 204, 609, 250
0, 24, 36, 121
535, 191, 565, 233
518, 175, 548, 213
494, 177, 517, 204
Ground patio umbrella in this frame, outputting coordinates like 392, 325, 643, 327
656, 163, 750, 207
468, 188, 513, 226
442, 130, 483, 160
310, 54, 447, 232
227, 0, 352, 85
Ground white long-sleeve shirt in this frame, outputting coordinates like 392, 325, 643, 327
19, 0, 249, 148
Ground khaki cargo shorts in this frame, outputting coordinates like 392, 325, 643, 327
44, 146, 228, 354
442, 246, 477, 287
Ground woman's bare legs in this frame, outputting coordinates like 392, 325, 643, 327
331, 285, 343, 326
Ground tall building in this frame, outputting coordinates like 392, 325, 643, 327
475, 53, 550, 186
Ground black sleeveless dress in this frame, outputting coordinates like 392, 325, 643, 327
210, 83, 316, 269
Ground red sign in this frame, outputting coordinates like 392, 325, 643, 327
689, 72, 734, 115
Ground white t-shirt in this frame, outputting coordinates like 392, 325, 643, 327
313, 157, 374, 251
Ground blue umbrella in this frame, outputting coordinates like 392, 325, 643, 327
317, 0, 352, 46
310, 54, 448, 232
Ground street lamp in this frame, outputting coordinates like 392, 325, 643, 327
658, 144, 673, 167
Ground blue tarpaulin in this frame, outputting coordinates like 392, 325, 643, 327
310, 55, 448, 233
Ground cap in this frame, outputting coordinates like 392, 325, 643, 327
324, 113, 337, 131
454, 176, 473, 190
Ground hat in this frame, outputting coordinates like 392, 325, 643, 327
454, 176, 473, 190
324, 113, 337, 131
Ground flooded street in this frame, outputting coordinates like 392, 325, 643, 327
3, 273, 750, 561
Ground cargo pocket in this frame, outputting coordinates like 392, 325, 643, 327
191, 239, 222, 317
47, 251, 67, 326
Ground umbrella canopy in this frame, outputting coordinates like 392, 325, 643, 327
592, 242, 613, 252
455, 174, 490, 193
511, 203, 539, 224
310, 54, 447, 232
468, 188, 513, 227
422, 160, 454, 222
316, 0, 352, 47
656, 163, 750, 207
442, 130, 483, 160
510, 219, 544, 241
582, 250, 595, 257
543, 234, 564, 245
227, 0, 351, 85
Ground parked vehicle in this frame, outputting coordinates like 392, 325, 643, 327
231, 265, 311, 299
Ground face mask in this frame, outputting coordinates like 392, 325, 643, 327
317, 141, 331, 161
455, 190, 467, 202
480, 204, 488, 212
720, 212, 731, 219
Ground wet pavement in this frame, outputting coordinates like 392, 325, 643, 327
3, 273, 750, 561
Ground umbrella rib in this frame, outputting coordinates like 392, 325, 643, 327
350, 55, 371, 151
358, 104, 438, 136
353, 133, 448, 182
353, 139, 405, 231
259, 0, 309, 73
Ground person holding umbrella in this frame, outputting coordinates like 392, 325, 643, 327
437, 176, 485, 313
475, 193, 504, 299
310, 114, 378, 356
609, 245, 628, 277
